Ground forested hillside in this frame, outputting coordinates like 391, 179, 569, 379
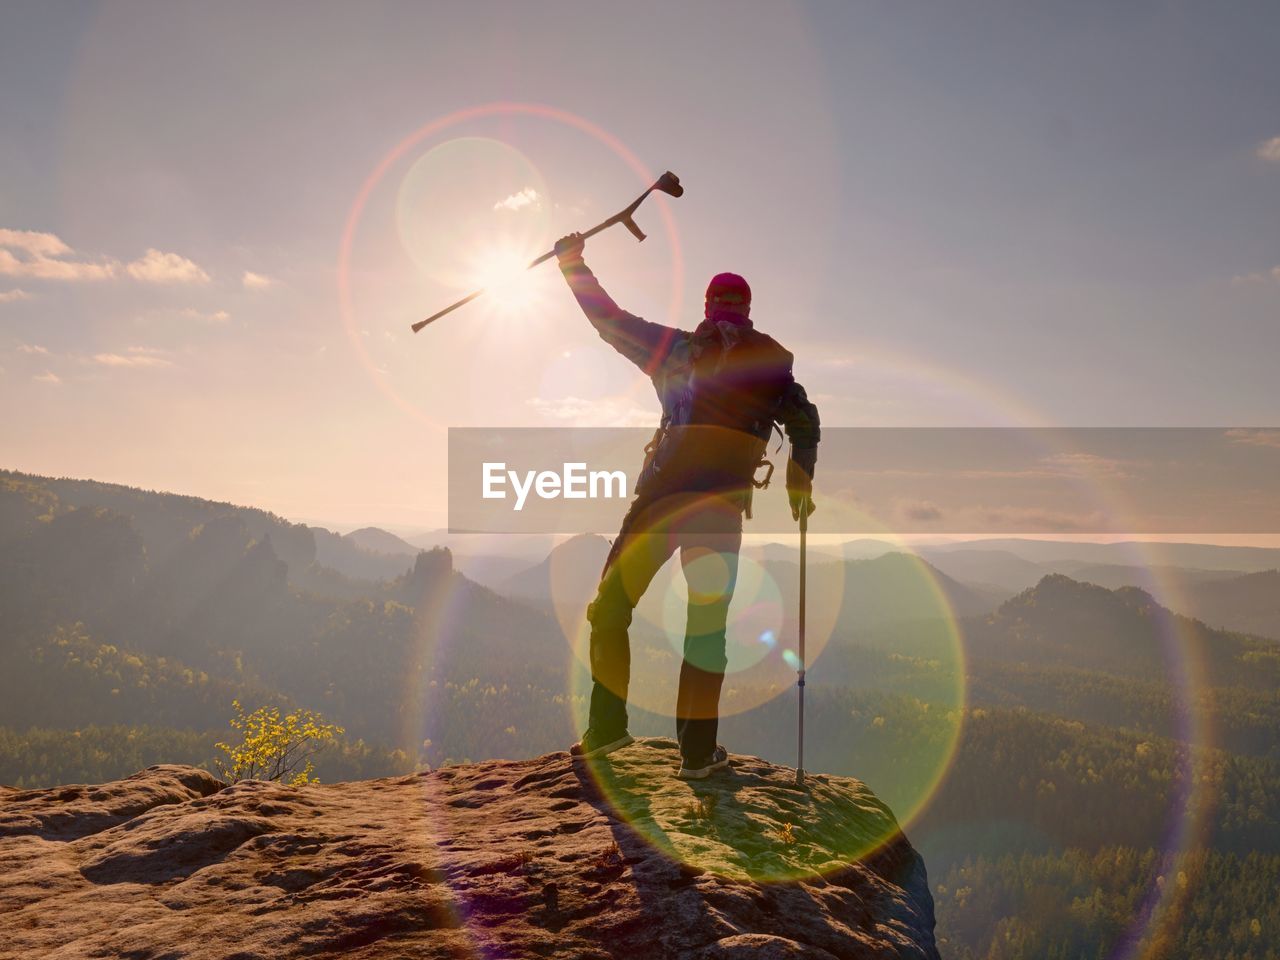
2, 469, 1278, 958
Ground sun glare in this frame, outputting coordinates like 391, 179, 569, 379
468, 245, 543, 313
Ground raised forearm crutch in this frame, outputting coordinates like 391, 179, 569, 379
795, 503, 808, 787
411, 171, 683, 333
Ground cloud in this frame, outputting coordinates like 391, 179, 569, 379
1231, 265, 1280, 285
242, 270, 274, 290
0, 228, 116, 281
33, 371, 61, 385
125, 248, 210, 284
17, 344, 48, 355
1225, 428, 1280, 449
898, 499, 943, 523
493, 188, 541, 212
2, 230, 216, 286
1, 230, 211, 286
1038, 452, 1131, 479
177, 307, 231, 323
527, 395, 655, 428
92, 351, 173, 368
845, 462, 1130, 482
848, 466, 1063, 481
0, 288, 33, 302
1258, 136, 1280, 163
974, 506, 1108, 533
826, 491, 1110, 533
0, 228, 72, 258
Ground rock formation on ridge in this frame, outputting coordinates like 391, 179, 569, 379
0, 739, 939, 959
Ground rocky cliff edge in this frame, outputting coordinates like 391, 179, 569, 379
0, 738, 938, 959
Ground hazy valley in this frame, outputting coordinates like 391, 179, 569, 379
3, 468, 1279, 959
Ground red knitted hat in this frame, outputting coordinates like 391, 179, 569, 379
705, 272, 751, 306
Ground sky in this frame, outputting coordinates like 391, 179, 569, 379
2, 1, 1278, 533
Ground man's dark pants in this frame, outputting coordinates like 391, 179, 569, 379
585, 490, 743, 764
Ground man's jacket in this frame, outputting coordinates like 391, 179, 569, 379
560, 256, 820, 500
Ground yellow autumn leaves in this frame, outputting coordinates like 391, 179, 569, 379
214, 700, 343, 785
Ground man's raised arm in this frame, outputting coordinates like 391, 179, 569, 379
555, 233, 678, 376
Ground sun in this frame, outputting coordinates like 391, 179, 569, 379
467, 244, 545, 314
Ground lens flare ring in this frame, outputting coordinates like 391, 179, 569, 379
337, 101, 685, 430
564, 488, 968, 882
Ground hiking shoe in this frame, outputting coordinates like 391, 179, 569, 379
677, 745, 731, 780
570, 729, 634, 760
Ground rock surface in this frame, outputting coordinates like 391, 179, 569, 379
0, 739, 939, 959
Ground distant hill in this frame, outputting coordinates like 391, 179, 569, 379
756, 538, 1279, 604
1178, 569, 1280, 639
2, 470, 439, 588
924, 555, 1244, 602
404, 530, 562, 591
407, 530, 557, 561
310, 527, 417, 581
916, 548, 1048, 594
833, 537, 910, 559
969, 574, 1176, 676
1051, 562, 1243, 591
966, 574, 1279, 689
755, 538, 893, 565
344, 526, 418, 556
500, 533, 610, 607
6, 467, 1278, 779
925, 537, 1280, 573
0, 470, 577, 763
2, 470, 316, 574
497, 537, 999, 626
772, 551, 1000, 628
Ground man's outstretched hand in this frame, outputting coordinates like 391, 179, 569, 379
790, 491, 816, 522
554, 232, 585, 262
786, 452, 817, 522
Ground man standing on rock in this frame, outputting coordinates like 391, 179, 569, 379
555, 231, 820, 780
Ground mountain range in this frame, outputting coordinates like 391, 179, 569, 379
4, 466, 1280, 960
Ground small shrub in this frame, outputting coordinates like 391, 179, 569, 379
214, 700, 344, 785
689, 794, 719, 820
592, 840, 623, 871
